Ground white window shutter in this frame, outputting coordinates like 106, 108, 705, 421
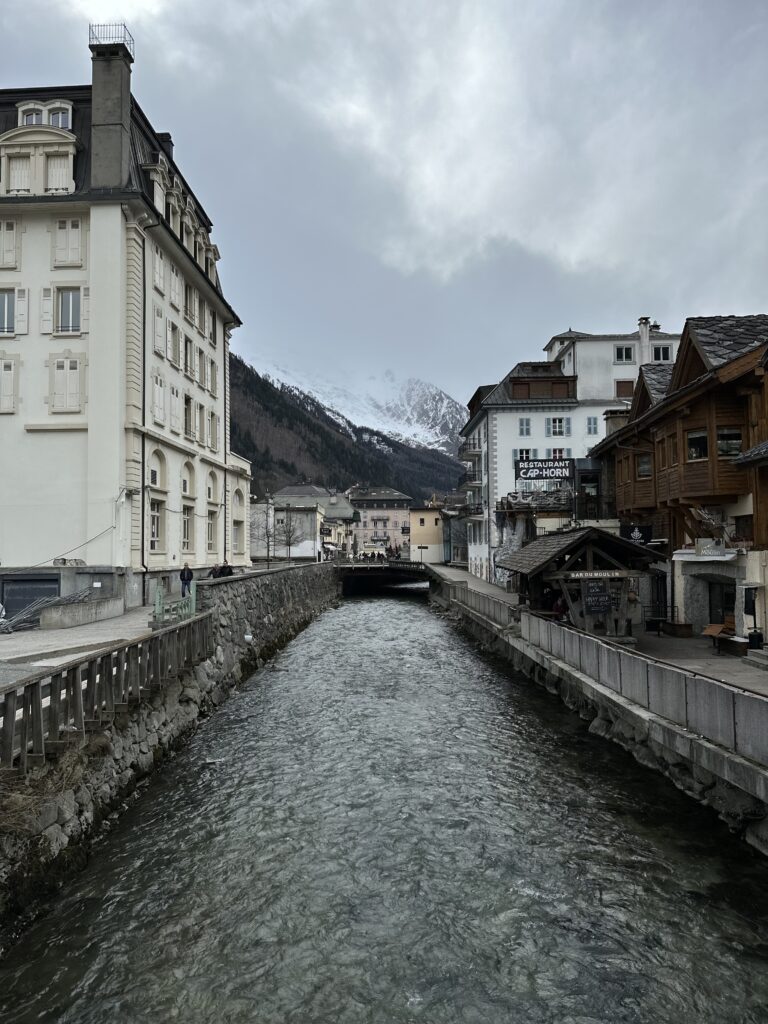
545, 417, 552, 437
154, 306, 164, 352
206, 411, 212, 447
1, 222, 15, 267
566, 448, 572, 458
15, 288, 27, 334
512, 448, 518, 464
166, 319, 173, 359
68, 220, 81, 263
0, 361, 14, 412
533, 448, 538, 458
53, 359, 66, 409
67, 359, 80, 409
546, 448, 552, 458
565, 417, 572, 436
40, 288, 53, 333
55, 220, 68, 263
81, 287, 89, 333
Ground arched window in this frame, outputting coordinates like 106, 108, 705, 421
149, 449, 166, 489
181, 460, 195, 497
232, 488, 245, 554
49, 109, 69, 129
207, 471, 218, 503
22, 108, 43, 126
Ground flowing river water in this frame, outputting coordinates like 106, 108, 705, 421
2, 591, 768, 1022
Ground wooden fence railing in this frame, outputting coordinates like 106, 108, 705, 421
0, 612, 213, 773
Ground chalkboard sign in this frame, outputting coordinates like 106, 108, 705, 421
584, 579, 612, 614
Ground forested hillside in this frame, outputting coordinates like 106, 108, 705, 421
229, 354, 463, 499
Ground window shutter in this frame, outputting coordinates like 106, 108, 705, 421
512, 449, 518, 464
206, 411, 212, 447
68, 220, 81, 263
55, 220, 68, 263
154, 306, 164, 352
53, 358, 66, 409
15, 288, 27, 334
532, 448, 538, 458
81, 287, 89, 333
565, 417, 572, 436
546, 448, 552, 458
1, 222, 15, 267
66, 359, 80, 410
545, 417, 552, 437
0, 361, 14, 412
566, 448, 572, 458
166, 319, 173, 359
170, 387, 180, 431
40, 288, 53, 333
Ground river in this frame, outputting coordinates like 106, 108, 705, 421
2, 591, 768, 1022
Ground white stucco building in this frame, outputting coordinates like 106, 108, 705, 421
459, 319, 680, 581
0, 26, 250, 614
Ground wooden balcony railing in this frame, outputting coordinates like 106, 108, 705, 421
0, 612, 213, 773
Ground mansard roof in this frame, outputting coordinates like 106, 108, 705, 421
508, 361, 563, 377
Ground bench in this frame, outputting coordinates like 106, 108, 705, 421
702, 614, 747, 655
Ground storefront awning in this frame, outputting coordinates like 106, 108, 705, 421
672, 550, 738, 562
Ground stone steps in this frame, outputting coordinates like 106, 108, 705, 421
744, 648, 768, 671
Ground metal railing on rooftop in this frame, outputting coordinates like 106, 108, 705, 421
89, 23, 135, 58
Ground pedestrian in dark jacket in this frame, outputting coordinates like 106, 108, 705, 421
220, 559, 234, 577
206, 564, 221, 579
180, 562, 193, 597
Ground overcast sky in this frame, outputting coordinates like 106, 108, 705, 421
3, 0, 768, 402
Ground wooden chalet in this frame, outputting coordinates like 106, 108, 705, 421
590, 315, 768, 633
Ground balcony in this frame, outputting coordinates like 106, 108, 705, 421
458, 503, 485, 518
458, 440, 482, 459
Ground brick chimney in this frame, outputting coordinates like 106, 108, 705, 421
89, 24, 134, 189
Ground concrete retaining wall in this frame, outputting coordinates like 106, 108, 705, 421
441, 596, 768, 858
520, 612, 768, 773
39, 596, 125, 630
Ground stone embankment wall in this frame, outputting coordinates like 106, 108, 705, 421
434, 584, 768, 858
0, 564, 339, 948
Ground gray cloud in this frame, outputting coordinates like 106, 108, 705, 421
3, 0, 767, 400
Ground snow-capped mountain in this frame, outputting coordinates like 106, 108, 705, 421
256, 362, 466, 456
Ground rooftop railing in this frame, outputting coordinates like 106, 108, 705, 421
89, 23, 135, 58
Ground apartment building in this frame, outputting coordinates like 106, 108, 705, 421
458, 319, 680, 581
347, 486, 412, 554
0, 26, 250, 614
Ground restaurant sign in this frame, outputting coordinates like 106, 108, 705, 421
515, 458, 573, 481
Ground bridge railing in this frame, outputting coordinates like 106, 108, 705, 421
0, 612, 213, 773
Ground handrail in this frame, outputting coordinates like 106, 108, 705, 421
0, 612, 214, 772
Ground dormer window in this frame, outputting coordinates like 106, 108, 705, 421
49, 109, 69, 129
1, 101, 76, 197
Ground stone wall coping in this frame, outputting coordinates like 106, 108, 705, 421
196, 563, 333, 588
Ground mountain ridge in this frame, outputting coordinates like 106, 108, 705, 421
229, 354, 463, 500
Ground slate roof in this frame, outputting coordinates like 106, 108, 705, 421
495, 527, 656, 576
639, 363, 673, 404
348, 486, 412, 502
688, 316, 768, 368
0, 82, 238, 321
733, 440, 768, 467
496, 529, 593, 575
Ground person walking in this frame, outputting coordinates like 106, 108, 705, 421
180, 562, 193, 597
